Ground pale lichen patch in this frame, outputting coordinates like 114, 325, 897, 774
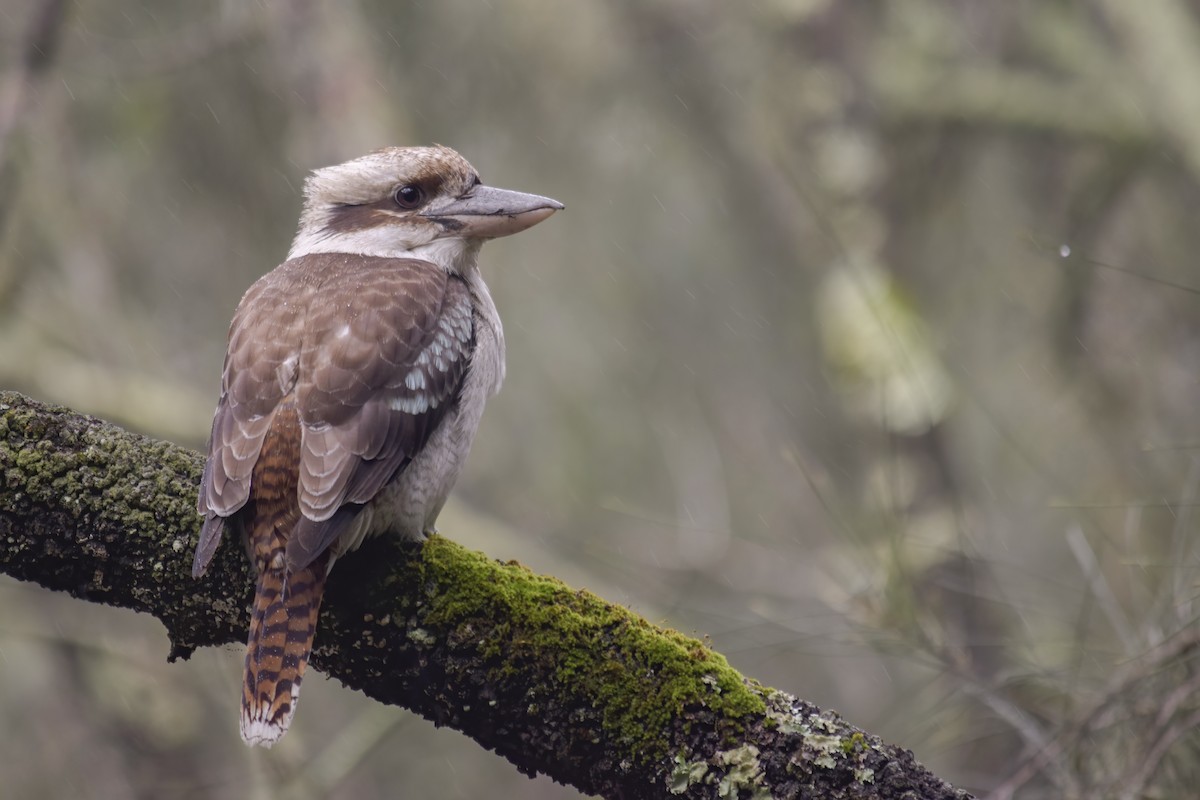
804, 733, 842, 769
765, 691, 879, 778
408, 627, 436, 645
668, 753, 710, 795
714, 744, 771, 800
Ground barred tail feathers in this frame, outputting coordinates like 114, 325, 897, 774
240, 558, 327, 747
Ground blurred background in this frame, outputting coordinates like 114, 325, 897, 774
2, 1, 1199, 797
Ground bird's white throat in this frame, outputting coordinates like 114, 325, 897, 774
288, 222, 482, 275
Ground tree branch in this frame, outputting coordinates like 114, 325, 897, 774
0, 390, 971, 799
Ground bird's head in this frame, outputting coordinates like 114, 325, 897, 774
288, 145, 563, 273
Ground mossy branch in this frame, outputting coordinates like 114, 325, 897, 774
0, 390, 971, 800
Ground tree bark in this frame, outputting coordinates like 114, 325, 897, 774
0, 390, 971, 799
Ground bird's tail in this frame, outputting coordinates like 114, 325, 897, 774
240, 554, 328, 747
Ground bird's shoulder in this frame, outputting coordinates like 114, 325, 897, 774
225, 254, 467, 381
236, 253, 456, 317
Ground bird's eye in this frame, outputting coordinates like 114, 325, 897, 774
393, 184, 424, 209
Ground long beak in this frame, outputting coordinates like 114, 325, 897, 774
420, 185, 564, 239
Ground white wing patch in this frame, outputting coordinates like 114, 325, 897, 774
404, 369, 427, 391
386, 297, 473, 417
389, 394, 431, 414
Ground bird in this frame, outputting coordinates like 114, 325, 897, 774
192, 145, 562, 747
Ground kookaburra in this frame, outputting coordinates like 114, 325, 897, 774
192, 145, 562, 747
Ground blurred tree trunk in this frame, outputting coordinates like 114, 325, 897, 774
0, 390, 970, 800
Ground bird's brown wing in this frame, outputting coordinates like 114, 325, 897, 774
194, 262, 309, 576
288, 255, 474, 568
194, 254, 474, 576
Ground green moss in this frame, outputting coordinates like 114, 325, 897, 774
418, 536, 765, 763
1, 396, 202, 532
